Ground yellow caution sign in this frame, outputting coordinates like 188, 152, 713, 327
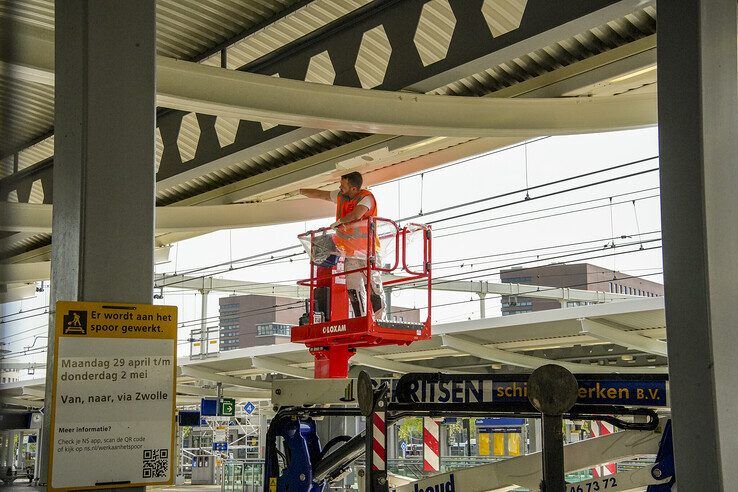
49, 301, 177, 491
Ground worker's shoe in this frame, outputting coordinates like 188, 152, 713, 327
371, 292, 386, 320
348, 289, 364, 318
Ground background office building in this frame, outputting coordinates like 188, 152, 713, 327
219, 294, 419, 351
500, 263, 664, 316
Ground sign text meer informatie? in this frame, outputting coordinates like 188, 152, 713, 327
49, 301, 177, 491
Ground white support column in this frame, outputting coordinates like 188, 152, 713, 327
200, 288, 209, 355
658, 1, 738, 488
4, 431, 14, 469
477, 293, 486, 319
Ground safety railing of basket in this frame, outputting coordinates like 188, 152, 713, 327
297, 217, 432, 323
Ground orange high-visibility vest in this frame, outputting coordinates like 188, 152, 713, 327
336, 189, 377, 221
334, 190, 379, 257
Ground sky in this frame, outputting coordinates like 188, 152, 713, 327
0, 126, 663, 376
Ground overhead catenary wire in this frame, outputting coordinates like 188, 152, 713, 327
4, 166, 662, 327
0, 267, 665, 361
2, 238, 663, 355
390, 269, 665, 319
400, 155, 658, 223
431, 234, 661, 273
3, 154, 663, 354
426, 166, 659, 226
433, 186, 659, 233
434, 194, 660, 239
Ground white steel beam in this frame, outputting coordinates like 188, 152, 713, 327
392, 427, 663, 492
157, 57, 657, 138
251, 357, 312, 379
441, 334, 668, 374
0, 262, 50, 284
271, 379, 358, 407
0, 283, 37, 303
580, 318, 668, 357
154, 274, 308, 299
175, 384, 269, 400
0, 397, 44, 409
178, 365, 271, 390
21, 388, 46, 399
0, 200, 333, 235
6, 263, 634, 309
388, 275, 638, 303
351, 351, 465, 375
0, 21, 55, 85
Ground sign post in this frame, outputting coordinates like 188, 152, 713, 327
48, 301, 177, 491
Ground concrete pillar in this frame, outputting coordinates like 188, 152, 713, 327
40, 0, 156, 487
657, 1, 738, 488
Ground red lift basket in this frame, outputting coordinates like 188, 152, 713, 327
292, 217, 432, 378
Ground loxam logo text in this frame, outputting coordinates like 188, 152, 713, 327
412, 473, 455, 492
322, 324, 347, 334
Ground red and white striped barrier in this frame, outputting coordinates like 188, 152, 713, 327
372, 411, 386, 471
423, 417, 441, 472
591, 420, 617, 477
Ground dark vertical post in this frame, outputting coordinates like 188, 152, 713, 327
40, 0, 156, 488
527, 365, 578, 492
657, 1, 738, 488
540, 414, 565, 491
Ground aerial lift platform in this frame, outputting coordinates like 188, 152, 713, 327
278, 219, 675, 491
292, 218, 432, 378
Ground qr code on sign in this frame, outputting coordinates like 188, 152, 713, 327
142, 448, 169, 478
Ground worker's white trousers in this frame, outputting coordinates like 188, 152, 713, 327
345, 256, 385, 318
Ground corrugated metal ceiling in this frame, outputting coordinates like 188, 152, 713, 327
2, 1, 660, 258
154, 5, 658, 205
0, 0, 360, 173
432, 6, 657, 96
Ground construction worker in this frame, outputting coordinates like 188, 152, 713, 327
299, 171, 385, 319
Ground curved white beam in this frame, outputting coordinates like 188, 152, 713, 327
2, 25, 657, 139
0, 262, 50, 283
155, 199, 334, 233
580, 318, 668, 357
157, 56, 657, 138
0, 200, 333, 234
175, 385, 269, 399
251, 356, 312, 379
352, 351, 465, 375
179, 365, 271, 390
441, 334, 667, 374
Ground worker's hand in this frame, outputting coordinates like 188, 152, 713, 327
330, 220, 341, 229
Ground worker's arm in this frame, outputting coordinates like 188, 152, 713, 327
299, 188, 333, 201
332, 205, 369, 228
